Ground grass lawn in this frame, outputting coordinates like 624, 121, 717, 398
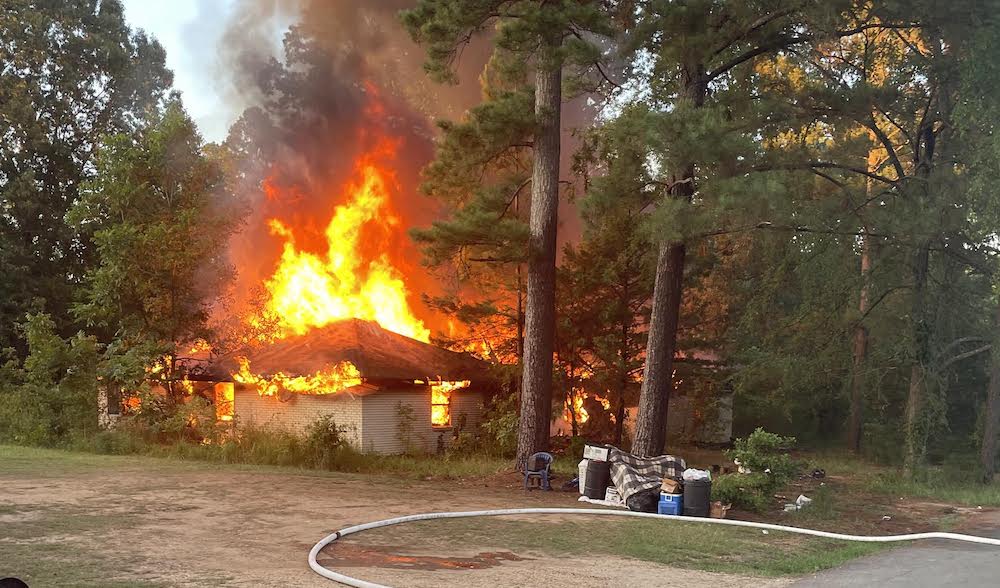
341, 515, 887, 577
807, 452, 1000, 507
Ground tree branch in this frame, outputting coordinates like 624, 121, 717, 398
939, 344, 992, 370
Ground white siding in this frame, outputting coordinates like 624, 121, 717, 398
360, 388, 486, 454
233, 388, 363, 448
451, 390, 484, 430
361, 389, 438, 453
232, 385, 487, 454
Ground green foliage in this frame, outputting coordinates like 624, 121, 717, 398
712, 429, 800, 513
394, 402, 418, 455
566, 435, 588, 459
69, 101, 242, 398
0, 314, 99, 446
0, 0, 171, 354
303, 414, 354, 470
480, 391, 519, 457
729, 428, 799, 480
711, 473, 772, 513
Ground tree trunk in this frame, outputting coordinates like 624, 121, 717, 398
847, 229, 871, 453
568, 356, 578, 437
903, 242, 931, 478
515, 60, 562, 469
848, 143, 878, 453
615, 316, 630, 446
979, 301, 1000, 482
632, 64, 704, 458
632, 240, 686, 456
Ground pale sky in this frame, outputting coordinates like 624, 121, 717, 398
120, 0, 239, 143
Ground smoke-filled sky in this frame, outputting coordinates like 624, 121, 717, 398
121, 0, 265, 142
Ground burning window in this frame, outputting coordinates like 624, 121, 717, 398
431, 386, 451, 428
215, 382, 235, 422
430, 380, 470, 428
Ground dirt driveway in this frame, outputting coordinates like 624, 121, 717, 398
0, 448, 793, 587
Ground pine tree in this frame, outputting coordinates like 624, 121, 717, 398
606, 1, 852, 456
402, 1, 614, 467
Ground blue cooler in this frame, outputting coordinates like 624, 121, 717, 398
658, 493, 683, 515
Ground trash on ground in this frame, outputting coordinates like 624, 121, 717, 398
710, 501, 731, 519
604, 486, 623, 505
795, 494, 813, 508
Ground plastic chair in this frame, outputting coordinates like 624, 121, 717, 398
523, 452, 553, 491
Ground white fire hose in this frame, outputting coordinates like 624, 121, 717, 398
307, 507, 1000, 587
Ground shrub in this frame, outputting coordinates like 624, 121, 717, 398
303, 414, 354, 469
712, 473, 772, 512
729, 428, 798, 479
712, 428, 800, 513
394, 401, 417, 454
447, 430, 479, 456
481, 392, 518, 457
0, 314, 99, 446
567, 435, 588, 459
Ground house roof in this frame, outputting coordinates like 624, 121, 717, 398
205, 318, 487, 382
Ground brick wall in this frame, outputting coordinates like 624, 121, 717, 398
233, 387, 363, 447
232, 385, 486, 454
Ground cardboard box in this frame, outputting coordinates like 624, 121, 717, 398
583, 444, 611, 462
661, 478, 681, 494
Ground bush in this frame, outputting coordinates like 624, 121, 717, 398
712, 428, 800, 513
481, 392, 518, 457
303, 414, 354, 469
0, 314, 99, 447
567, 435, 588, 459
712, 473, 772, 512
447, 430, 479, 456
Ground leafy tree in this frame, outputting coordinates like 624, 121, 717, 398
402, 0, 615, 467
0, 313, 98, 446
0, 0, 171, 354
68, 102, 242, 402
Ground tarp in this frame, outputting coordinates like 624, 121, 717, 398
608, 448, 687, 502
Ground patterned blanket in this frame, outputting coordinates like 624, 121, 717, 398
608, 448, 687, 502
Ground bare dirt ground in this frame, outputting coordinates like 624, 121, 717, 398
0, 451, 791, 587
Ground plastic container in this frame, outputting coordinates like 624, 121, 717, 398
658, 494, 683, 516
683, 479, 712, 517
578, 459, 589, 495
582, 459, 611, 499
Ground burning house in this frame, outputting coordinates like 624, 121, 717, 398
194, 319, 488, 454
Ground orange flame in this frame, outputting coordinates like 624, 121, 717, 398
233, 357, 362, 397
430, 379, 470, 427
566, 388, 590, 424
253, 140, 429, 343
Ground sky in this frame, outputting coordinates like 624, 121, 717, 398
120, 0, 239, 143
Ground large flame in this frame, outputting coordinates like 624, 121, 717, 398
233, 357, 362, 397
254, 140, 429, 343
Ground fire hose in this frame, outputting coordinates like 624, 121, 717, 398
307, 507, 1000, 587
